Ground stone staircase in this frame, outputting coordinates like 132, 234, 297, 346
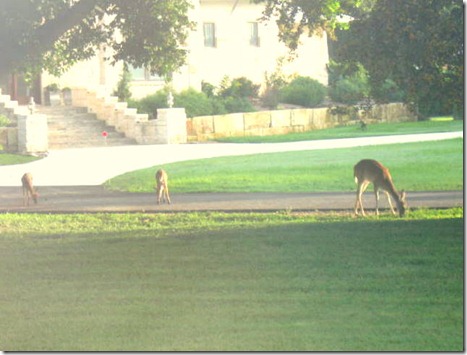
38, 105, 137, 150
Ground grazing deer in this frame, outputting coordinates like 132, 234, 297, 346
155, 169, 171, 205
354, 159, 407, 217
21, 172, 39, 206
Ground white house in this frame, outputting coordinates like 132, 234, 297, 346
28, 0, 330, 102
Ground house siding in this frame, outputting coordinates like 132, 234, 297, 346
42, 0, 329, 100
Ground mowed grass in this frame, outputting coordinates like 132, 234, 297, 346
0, 208, 463, 351
0, 153, 40, 165
105, 138, 463, 193
215, 119, 463, 143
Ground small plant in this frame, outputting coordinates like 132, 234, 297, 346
0, 114, 11, 127
261, 58, 289, 109
113, 65, 132, 102
218, 77, 259, 99
45, 83, 60, 91
280, 76, 326, 107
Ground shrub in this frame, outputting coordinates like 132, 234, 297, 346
218, 76, 259, 99
0, 114, 11, 127
280, 76, 326, 107
174, 88, 213, 118
329, 77, 367, 105
113, 65, 132, 102
221, 96, 255, 113
328, 64, 370, 105
261, 66, 289, 109
127, 89, 169, 118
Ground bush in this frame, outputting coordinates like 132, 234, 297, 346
220, 96, 255, 113
127, 89, 169, 118
329, 77, 367, 105
280, 76, 326, 107
113, 65, 132, 102
328, 64, 370, 105
218, 77, 259, 99
174, 88, 213, 118
0, 114, 11, 127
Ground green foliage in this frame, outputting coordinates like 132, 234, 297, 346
280, 76, 326, 107
127, 89, 169, 118
328, 61, 370, 104
201, 81, 216, 97
255, 0, 372, 51
112, 65, 132, 102
334, 0, 463, 119
0, 0, 195, 80
261, 58, 290, 109
174, 88, 213, 118
217, 76, 259, 99
0, 115, 11, 127
220, 96, 255, 113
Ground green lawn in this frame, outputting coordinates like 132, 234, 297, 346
0, 209, 463, 351
0, 152, 40, 165
215, 119, 463, 143
105, 138, 463, 193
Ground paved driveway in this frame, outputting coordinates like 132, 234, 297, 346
0, 187, 462, 213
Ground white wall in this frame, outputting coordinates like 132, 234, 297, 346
42, 0, 329, 100
191, 0, 329, 89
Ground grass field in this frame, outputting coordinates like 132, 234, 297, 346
105, 138, 463, 193
0, 153, 39, 165
215, 119, 463, 143
0, 208, 463, 351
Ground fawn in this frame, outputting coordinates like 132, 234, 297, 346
155, 169, 171, 204
354, 159, 407, 217
21, 172, 39, 206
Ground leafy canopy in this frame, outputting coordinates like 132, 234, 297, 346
258, 0, 463, 118
0, 0, 194, 79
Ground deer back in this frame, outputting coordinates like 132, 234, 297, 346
155, 169, 168, 186
354, 159, 395, 191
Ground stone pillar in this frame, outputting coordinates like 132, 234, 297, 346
154, 108, 187, 144
17, 114, 48, 154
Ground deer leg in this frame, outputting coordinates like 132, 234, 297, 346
23, 187, 29, 206
165, 185, 171, 204
355, 181, 369, 216
374, 188, 380, 216
385, 191, 397, 215
157, 186, 162, 204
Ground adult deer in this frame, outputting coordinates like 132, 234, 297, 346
21, 172, 39, 206
155, 169, 171, 205
353, 159, 407, 217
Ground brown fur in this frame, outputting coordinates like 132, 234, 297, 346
21, 173, 39, 206
354, 159, 407, 217
155, 169, 171, 205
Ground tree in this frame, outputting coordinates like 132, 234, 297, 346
258, 0, 463, 119
0, 0, 194, 79
337, 0, 463, 118
253, 0, 376, 50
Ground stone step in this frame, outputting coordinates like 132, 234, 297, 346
35, 105, 137, 149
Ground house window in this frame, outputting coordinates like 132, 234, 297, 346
203, 22, 216, 47
249, 22, 260, 47
128, 64, 163, 81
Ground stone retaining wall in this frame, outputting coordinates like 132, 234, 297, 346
187, 103, 416, 141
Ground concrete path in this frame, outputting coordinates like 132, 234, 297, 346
0, 131, 462, 186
